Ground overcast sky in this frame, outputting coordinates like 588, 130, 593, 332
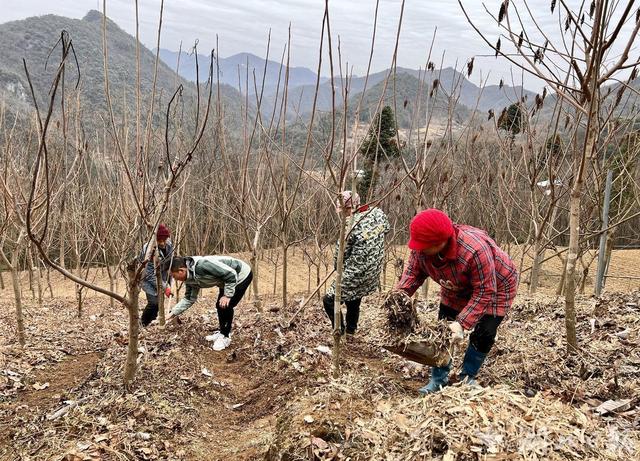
2, 1, 638, 92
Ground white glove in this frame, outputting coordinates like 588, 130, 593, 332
449, 321, 464, 346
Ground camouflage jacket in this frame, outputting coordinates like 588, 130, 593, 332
328, 206, 390, 301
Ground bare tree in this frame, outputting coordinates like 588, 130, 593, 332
459, 0, 640, 352
17, 5, 214, 387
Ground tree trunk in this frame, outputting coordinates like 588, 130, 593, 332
282, 240, 288, 309
579, 261, 589, 294
594, 169, 613, 296
76, 286, 84, 318
529, 239, 544, 294
332, 212, 348, 378
46, 266, 54, 298
250, 228, 261, 311
250, 250, 259, 304
272, 259, 278, 296
59, 171, 67, 270
531, 205, 558, 294
563, 22, 603, 351
556, 255, 568, 296
6, 238, 26, 346
31, 249, 43, 308
106, 264, 115, 310
176, 282, 182, 302
602, 226, 617, 291
422, 278, 430, 300
0, 270, 5, 290
10, 264, 25, 346
27, 248, 35, 300
124, 265, 141, 389
564, 90, 598, 352
316, 264, 321, 300
564, 181, 582, 352
382, 259, 387, 292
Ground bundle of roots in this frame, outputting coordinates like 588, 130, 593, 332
378, 291, 452, 366
382, 290, 419, 336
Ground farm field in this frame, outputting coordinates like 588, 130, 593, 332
3, 1, 640, 459
1, 248, 639, 460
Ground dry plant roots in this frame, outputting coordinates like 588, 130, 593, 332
376, 290, 451, 366
383, 290, 419, 336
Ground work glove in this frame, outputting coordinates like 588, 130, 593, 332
449, 321, 464, 346
164, 287, 172, 298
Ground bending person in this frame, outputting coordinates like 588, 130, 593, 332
168, 255, 253, 351
395, 209, 518, 394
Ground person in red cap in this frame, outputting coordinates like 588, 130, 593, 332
396, 209, 518, 394
139, 224, 174, 326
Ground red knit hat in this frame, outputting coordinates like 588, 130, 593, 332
157, 224, 170, 240
408, 209, 454, 251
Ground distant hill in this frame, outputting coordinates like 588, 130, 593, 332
159, 48, 325, 93
348, 72, 470, 128
0, 11, 245, 133
432, 68, 535, 113
261, 67, 535, 126
158, 44, 537, 124
0, 10, 542, 146
256, 67, 535, 124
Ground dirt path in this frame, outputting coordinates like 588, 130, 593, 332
183, 339, 317, 459
179, 330, 421, 460
14, 352, 101, 410
182, 347, 276, 460
0, 350, 101, 457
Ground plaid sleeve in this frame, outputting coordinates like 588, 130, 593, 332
395, 250, 428, 296
457, 246, 497, 330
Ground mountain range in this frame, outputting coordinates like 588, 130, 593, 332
159, 48, 537, 124
158, 49, 326, 93
1, 10, 544, 138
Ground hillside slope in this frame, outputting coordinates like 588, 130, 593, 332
0, 11, 245, 132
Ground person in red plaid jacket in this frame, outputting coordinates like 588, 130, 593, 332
396, 209, 518, 394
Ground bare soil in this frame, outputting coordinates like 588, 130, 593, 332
0, 290, 423, 460
0, 250, 639, 460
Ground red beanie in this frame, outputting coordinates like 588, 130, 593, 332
408, 209, 453, 251
157, 224, 170, 240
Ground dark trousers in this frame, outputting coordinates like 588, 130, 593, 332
322, 294, 362, 334
140, 292, 159, 327
438, 304, 503, 354
216, 272, 253, 337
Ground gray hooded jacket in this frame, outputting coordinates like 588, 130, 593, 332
171, 256, 251, 316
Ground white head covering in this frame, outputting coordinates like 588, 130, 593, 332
337, 190, 361, 209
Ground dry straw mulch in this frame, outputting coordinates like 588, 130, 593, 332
270, 291, 640, 460
348, 384, 639, 460
371, 290, 453, 367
